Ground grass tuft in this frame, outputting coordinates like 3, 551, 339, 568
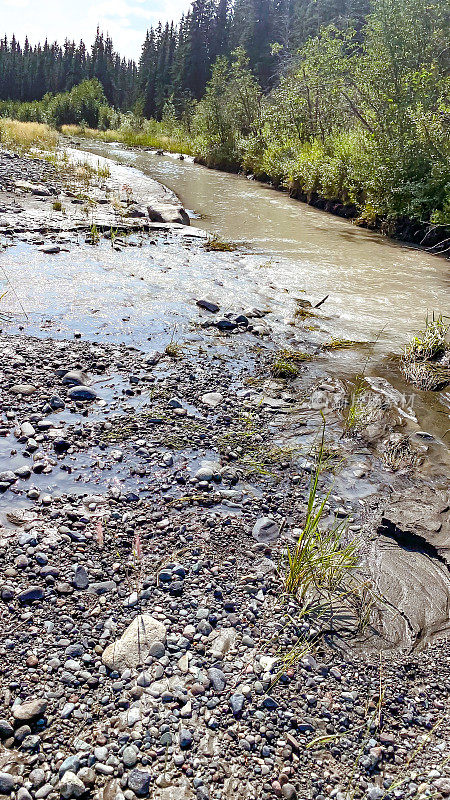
203, 234, 237, 252
401, 314, 449, 390
283, 425, 359, 605
165, 341, 183, 359
271, 349, 312, 379
403, 314, 448, 362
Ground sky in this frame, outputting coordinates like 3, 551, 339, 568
1, 0, 191, 61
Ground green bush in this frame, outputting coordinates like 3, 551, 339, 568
47, 80, 108, 128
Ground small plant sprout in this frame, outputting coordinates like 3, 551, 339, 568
89, 223, 100, 245
271, 349, 312, 379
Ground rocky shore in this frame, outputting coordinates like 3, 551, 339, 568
0, 147, 192, 238
0, 148, 449, 800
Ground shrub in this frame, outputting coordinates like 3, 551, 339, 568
47, 80, 108, 129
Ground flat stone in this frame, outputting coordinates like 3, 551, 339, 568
143, 350, 162, 365
89, 580, 116, 595
252, 516, 280, 543
62, 370, 90, 386
0, 773, 16, 794
201, 392, 223, 408
102, 614, 166, 671
209, 628, 237, 659
59, 756, 81, 777
127, 769, 152, 797
68, 386, 97, 402
72, 565, 89, 589
196, 299, 220, 313
18, 586, 44, 603
207, 667, 226, 693
229, 694, 245, 715
10, 384, 37, 396
39, 245, 60, 253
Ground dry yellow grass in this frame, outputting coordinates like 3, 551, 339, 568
0, 119, 58, 152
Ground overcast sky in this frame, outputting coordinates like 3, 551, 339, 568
1, 0, 191, 61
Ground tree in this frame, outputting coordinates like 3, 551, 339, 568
193, 48, 262, 167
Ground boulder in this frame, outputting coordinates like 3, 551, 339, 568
102, 614, 166, 671
147, 202, 190, 225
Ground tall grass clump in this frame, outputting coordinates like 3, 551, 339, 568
403, 314, 448, 362
283, 427, 359, 608
0, 119, 58, 153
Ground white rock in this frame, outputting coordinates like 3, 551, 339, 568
59, 772, 85, 799
102, 614, 166, 671
201, 392, 223, 408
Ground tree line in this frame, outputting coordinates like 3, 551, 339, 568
0, 0, 370, 117
0, 30, 136, 110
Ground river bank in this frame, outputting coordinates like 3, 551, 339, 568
0, 145, 449, 800
61, 129, 450, 257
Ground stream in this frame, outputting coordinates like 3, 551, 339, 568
41, 142, 450, 445
1, 141, 449, 649
2, 140, 449, 450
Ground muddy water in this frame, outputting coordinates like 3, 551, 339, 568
79, 142, 450, 348
69, 141, 450, 447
